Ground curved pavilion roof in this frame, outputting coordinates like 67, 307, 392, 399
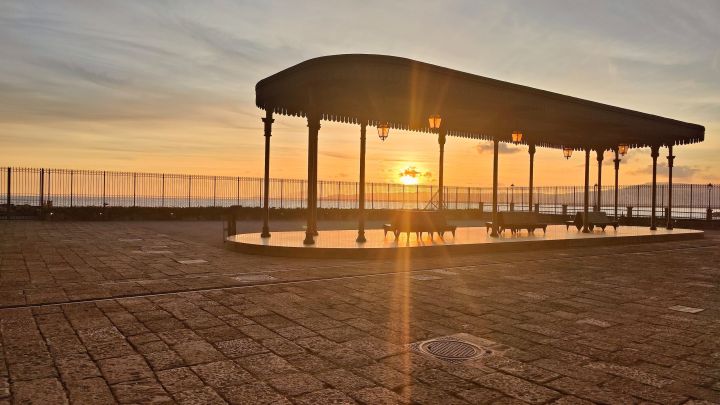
256, 54, 704, 150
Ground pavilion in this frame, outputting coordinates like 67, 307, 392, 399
252, 54, 705, 246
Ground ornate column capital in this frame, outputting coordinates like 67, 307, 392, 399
666, 145, 675, 167
650, 145, 660, 158
596, 149, 604, 162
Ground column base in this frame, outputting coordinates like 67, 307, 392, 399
261, 226, 270, 238
650, 226, 657, 231
356, 232, 366, 243
303, 233, 315, 245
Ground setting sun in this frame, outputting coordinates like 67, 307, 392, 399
398, 166, 429, 185
399, 174, 419, 185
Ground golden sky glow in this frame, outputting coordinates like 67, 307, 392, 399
1, 1, 718, 186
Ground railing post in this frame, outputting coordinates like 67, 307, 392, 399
102, 171, 106, 207
70, 170, 73, 207
188, 176, 191, 208
39, 168, 45, 207
690, 184, 693, 219
338, 181, 341, 209
371, 183, 374, 209
280, 179, 284, 209
133, 172, 137, 207
236, 177, 240, 206
6, 167, 10, 218
47, 169, 51, 204
161, 174, 165, 207
213, 176, 217, 207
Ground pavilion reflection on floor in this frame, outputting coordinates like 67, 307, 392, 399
225, 225, 703, 258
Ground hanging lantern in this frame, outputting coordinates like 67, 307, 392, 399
377, 122, 390, 141
563, 147, 573, 159
428, 114, 442, 130
511, 130, 523, 144
618, 144, 629, 156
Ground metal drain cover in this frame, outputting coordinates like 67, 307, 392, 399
410, 333, 504, 364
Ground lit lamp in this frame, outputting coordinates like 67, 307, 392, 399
563, 147, 573, 159
428, 114, 442, 130
511, 130, 523, 145
618, 144, 629, 156
377, 122, 390, 141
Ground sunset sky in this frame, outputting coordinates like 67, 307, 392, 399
1, 1, 718, 187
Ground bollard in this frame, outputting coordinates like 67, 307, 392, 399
225, 208, 237, 238
627, 206, 633, 219
707, 208, 713, 222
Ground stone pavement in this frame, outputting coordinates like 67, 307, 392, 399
0, 221, 718, 404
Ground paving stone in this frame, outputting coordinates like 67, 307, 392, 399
98, 354, 154, 384
218, 381, 290, 405
195, 325, 245, 343
413, 368, 476, 393
216, 338, 269, 358
352, 386, 408, 404
550, 396, 596, 405
173, 386, 227, 405
267, 372, 324, 396
8, 357, 58, 380
601, 376, 688, 404
355, 363, 410, 390
475, 372, 561, 404
456, 387, 504, 404
547, 376, 637, 404
111, 378, 172, 404
191, 360, 255, 388
483, 356, 560, 383
285, 353, 337, 373
398, 382, 469, 404
261, 337, 305, 356
56, 353, 102, 381
157, 367, 205, 394
236, 353, 297, 378
585, 361, 673, 388
294, 388, 356, 404
67, 377, 116, 404
316, 368, 375, 392
12, 377, 68, 405
173, 340, 225, 365
144, 350, 186, 370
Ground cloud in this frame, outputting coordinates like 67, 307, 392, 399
629, 162, 702, 180
475, 142, 522, 155
399, 166, 432, 179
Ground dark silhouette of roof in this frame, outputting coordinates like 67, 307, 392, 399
256, 54, 704, 150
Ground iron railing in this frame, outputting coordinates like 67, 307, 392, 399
1, 167, 718, 220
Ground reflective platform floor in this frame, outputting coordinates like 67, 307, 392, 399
226, 225, 704, 258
